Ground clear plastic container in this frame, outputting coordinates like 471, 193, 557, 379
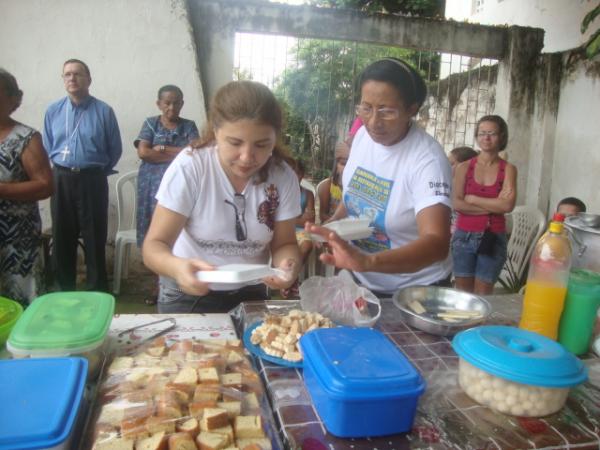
453, 326, 587, 417
7, 291, 114, 379
519, 214, 572, 340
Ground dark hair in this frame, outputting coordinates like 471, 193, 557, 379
331, 140, 350, 186
475, 115, 509, 151
294, 159, 305, 174
158, 85, 183, 100
359, 57, 427, 110
450, 146, 478, 163
0, 68, 23, 113
193, 81, 290, 183
63, 59, 91, 77
557, 197, 587, 213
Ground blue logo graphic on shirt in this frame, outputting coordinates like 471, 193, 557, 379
344, 167, 394, 252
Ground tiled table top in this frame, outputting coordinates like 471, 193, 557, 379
231, 295, 600, 450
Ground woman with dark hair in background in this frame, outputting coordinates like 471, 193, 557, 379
143, 81, 301, 313
135, 85, 199, 304
307, 58, 453, 296
451, 115, 517, 295
0, 69, 53, 304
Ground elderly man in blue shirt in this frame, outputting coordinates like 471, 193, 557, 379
43, 58, 122, 292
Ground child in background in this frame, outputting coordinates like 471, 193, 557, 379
317, 140, 350, 223
556, 197, 587, 217
448, 146, 478, 171
282, 160, 315, 298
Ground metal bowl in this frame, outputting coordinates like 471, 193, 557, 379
392, 286, 491, 336
576, 213, 600, 228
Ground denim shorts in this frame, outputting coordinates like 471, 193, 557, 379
451, 229, 507, 284
158, 276, 269, 314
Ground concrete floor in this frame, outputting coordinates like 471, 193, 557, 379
113, 270, 158, 314
112, 267, 288, 314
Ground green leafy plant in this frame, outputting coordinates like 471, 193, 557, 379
498, 258, 528, 293
581, 3, 600, 59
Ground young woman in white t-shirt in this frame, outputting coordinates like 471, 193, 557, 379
307, 58, 453, 296
143, 81, 302, 313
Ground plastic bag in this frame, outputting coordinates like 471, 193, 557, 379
299, 270, 381, 327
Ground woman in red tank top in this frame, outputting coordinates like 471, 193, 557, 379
451, 115, 517, 295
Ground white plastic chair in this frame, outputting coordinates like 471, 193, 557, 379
497, 206, 546, 290
112, 170, 138, 294
299, 179, 317, 281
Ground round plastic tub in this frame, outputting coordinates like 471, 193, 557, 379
0, 296, 23, 347
7, 291, 114, 379
452, 325, 588, 417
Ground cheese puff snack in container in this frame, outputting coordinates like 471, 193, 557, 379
452, 325, 588, 417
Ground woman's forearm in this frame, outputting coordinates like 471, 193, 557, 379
0, 180, 52, 202
453, 197, 489, 215
138, 144, 183, 163
143, 239, 184, 279
364, 233, 450, 274
467, 195, 514, 214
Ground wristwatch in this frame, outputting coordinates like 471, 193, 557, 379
159, 145, 166, 153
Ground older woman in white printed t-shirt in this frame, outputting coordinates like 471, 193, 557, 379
307, 58, 453, 296
143, 81, 301, 313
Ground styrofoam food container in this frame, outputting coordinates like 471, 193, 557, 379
196, 264, 285, 284
453, 326, 588, 417
0, 357, 88, 450
7, 292, 114, 380
310, 218, 373, 242
300, 327, 425, 437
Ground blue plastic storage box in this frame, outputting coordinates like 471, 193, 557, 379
300, 327, 425, 437
0, 357, 88, 450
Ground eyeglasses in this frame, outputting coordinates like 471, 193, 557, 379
355, 104, 400, 121
477, 131, 499, 137
62, 72, 87, 80
224, 194, 247, 241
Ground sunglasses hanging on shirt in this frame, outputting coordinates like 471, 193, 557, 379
224, 193, 247, 241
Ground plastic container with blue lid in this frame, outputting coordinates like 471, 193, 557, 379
452, 325, 588, 417
0, 357, 88, 450
300, 327, 425, 437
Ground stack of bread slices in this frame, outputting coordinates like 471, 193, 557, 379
88, 336, 272, 450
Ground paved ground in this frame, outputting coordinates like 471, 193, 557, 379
113, 271, 158, 314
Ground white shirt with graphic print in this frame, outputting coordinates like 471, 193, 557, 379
156, 145, 301, 290
343, 122, 453, 293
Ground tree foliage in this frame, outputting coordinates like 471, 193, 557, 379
309, 0, 445, 17
581, 3, 600, 59
274, 39, 439, 180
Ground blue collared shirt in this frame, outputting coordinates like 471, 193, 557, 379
43, 95, 122, 171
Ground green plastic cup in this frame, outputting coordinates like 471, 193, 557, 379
558, 269, 600, 355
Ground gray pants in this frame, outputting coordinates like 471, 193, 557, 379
157, 276, 269, 313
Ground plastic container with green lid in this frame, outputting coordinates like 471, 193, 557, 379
0, 296, 23, 347
7, 291, 114, 379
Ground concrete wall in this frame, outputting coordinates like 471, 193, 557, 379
188, 0, 508, 102
550, 59, 600, 214
0, 0, 207, 243
446, 0, 597, 52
